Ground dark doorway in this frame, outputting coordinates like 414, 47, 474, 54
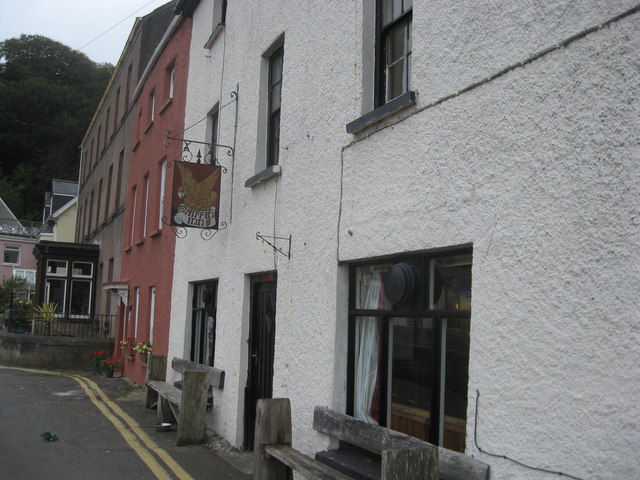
243, 272, 277, 450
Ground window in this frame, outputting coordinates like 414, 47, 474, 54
205, 0, 227, 47
72, 262, 93, 277
134, 287, 140, 338
142, 175, 150, 238
191, 281, 217, 366
158, 160, 167, 230
3, 245, 20, 265
89, 190, 95, 233
96, 179, 103, 226
125, 64, 132, 110
149, 90, 156, 124
209, 105, 219, 163
70, 280, 91, 315
45, 278, 66, 312
149, 286, 156, 344
348, 249, 472, 453
267, 46, 283, 167
47, 260, 68, 276
166, 64, 175, 100
114, 88, 120, 131
129, 186, 137, 246
115, 150, 124, 208
377, 0, 412, 106
105, 165, 113, 219
105, 108, 111, 140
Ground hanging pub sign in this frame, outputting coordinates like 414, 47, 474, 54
171, 161, 221, 229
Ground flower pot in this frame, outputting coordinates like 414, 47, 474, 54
103, 366, 114, 378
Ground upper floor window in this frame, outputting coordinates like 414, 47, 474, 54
205, 0, 227, 48
377, 0, 412, 106
166, 64, 175, 100
267, 46, 283, 167
149, 90, 156, 124
3, 245, 20, 265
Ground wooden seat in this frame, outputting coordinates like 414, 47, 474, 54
144, 355, 224, 446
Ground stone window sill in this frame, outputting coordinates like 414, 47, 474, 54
346, 91, 416, 134
245, 165, 282, 188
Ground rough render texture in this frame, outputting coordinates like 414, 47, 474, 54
169, 1, 639, 478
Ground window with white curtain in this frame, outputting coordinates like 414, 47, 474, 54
348, 249, 472, 453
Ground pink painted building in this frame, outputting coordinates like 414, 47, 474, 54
0, 197, 39, 300
117, 10, 193, 385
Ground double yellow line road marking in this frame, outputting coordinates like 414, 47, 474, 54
0, 366, 193, 480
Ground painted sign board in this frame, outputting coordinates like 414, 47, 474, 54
171, 162, 221, 229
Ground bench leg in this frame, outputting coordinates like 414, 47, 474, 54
157, 397, 177, 424
176, 371, 209, 446
144, 386, 158, 410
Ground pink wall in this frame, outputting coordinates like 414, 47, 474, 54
0, 237, 38, 280
117, 17, 192, 385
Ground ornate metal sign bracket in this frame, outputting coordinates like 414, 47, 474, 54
256, 232, 292, 260
164, 133, 233, 173
161, 216, 227, 240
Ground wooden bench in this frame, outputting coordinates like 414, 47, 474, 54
255, 398, 490, 480
144, 355, 225, 446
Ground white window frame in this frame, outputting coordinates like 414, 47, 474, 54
3, 245, 21, 265
143, 175, 150, 238
158, 160, 167, 230
47, 260, 68, 277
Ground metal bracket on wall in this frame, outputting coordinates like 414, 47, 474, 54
256, 233, 291, 260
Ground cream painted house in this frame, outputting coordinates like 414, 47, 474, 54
165, 1, 639, 479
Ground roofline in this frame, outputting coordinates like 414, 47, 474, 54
131, 14, 183, 105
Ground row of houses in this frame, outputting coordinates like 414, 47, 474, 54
68, 1, 638, 478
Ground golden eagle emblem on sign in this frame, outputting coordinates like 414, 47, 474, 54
171, 162, 221, 229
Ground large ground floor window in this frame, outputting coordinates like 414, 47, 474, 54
348, 248, 472, 453
191, 280, 217, 366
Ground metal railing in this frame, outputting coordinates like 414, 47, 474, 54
5, 314, 115, 339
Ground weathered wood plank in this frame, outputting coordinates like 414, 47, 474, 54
171, 357, 225, 389
265, 445, 355, 480
146, 380, 182, 406
381, 447, 438, 480
255, 398, 293, 480
144, 355, 167, 409
176, 370, 209, 446
314, 407, 490, 480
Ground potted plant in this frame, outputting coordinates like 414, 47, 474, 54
133, 340, 152, 361
34, 302, 58, 336
103, 356, 121, 378
91, 350, 107, 372
120, 337, 136, 357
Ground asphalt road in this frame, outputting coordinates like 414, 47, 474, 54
0, 366, 253, 480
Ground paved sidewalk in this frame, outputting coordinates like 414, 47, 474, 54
0, 365, 254, 480
91, 371, 255, 479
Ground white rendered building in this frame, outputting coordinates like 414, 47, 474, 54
168, 1, 639, 479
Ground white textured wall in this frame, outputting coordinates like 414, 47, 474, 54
172, 1, 639, 478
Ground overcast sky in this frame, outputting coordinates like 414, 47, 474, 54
0, 0, 170, 65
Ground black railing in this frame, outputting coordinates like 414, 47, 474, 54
5, 314, 115, 339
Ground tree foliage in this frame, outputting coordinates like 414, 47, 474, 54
0, 35, 113, 220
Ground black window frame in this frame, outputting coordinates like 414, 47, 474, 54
375, 0, 413, 108
266, 46, 284, 168
347, 247, 472, 451
190, 280, 218, 367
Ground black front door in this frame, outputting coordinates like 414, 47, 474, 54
244, 272, 277, 450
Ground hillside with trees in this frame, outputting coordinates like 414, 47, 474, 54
0, 35, 113, 221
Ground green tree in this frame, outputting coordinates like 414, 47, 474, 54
0, 35, 113, 220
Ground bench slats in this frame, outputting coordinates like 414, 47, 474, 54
265, 445, 355, 480
314, 407, 490, 480
146, 380, 182, 405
